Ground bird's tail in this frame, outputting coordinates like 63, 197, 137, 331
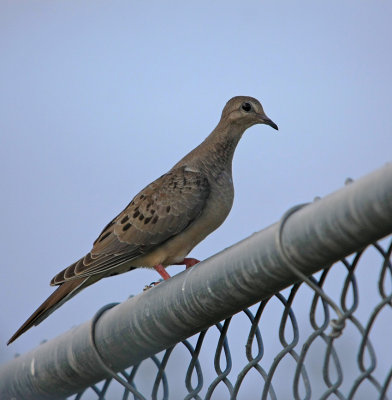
7, 277, 90, 345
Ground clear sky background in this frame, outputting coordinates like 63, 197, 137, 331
1, 1, 391, 396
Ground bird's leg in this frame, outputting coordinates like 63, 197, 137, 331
144, 260, 199, 291
174, 258, 201, 269
153, 264, 171, 280
143, 264, 171, 291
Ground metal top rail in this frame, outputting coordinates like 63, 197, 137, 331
1, 162, 392, 400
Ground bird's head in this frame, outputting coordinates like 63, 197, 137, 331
221, 96, 278, 131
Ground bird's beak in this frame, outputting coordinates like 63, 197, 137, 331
258, 114, 278, 131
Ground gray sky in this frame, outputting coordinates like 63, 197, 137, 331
1, 0, 391, 391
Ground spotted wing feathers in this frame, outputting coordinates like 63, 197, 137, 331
51, 167, 210, 285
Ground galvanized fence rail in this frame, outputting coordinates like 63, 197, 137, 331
1, 163, 392, 399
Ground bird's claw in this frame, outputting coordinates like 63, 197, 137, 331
143, 279, 163, 291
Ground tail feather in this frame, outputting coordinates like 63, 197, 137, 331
7, 277, 89, 345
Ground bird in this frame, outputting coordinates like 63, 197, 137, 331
8, 96, 278, 344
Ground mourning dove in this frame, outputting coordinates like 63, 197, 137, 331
8, 96, 278, 344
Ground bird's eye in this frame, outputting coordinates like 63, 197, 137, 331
241, 102, 252, 112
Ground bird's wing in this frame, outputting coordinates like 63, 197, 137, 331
51, 167, 210, 285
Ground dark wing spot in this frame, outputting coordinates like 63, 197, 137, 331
140, 194, 145, 199
120, 215, 129, 224
146, 203, 152, 210
98, 231, 111, 242
150, 209, 156, 214
99, 220, 115, 235
144, 217, 152, 224
166, 205, 171, 213
123, 223, 132, 231
139, 214, 144, 221
133, 210, 140, 218
152, 215, 159, 224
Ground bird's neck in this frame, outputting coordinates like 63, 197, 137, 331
178, 121, 246, 175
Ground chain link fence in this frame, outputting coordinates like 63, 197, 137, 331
72, 237, 392, 400
1, 163, 392, 400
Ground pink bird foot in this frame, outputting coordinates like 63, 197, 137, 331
144, 259, 200, 290
144, 264, 171, 291
174, 257, 200, 269
182, 258, 200, 269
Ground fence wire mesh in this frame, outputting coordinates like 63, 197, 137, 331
71, 236, 392, 400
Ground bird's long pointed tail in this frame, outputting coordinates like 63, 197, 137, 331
7, 277, 89, 345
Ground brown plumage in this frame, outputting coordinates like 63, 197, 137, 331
8, 96, 277, 344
